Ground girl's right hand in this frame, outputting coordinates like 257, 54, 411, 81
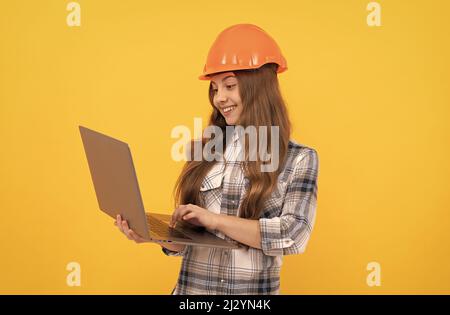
114, 214, 185, 252
114, 214, 149, 244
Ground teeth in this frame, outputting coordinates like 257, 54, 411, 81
223, 106, 236, 113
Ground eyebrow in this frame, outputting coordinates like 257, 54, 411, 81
211, 75, 236, 85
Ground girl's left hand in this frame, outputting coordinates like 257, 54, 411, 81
170, 204, 219, 230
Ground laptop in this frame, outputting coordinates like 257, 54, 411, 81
79, 125, 239, 249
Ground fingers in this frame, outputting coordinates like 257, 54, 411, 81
170, 206, 181, 227
171, 205, 187, 226
128, 229, 145, 243
116, 215, 124, 233
116, 214, 133, 240
115, 214, 147, 243
121, 220, 133, 240
170, 205, 191, 227
183, 212, 196, 221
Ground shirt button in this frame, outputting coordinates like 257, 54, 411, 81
220, 279, 225, 283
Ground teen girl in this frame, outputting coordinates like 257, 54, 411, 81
115, 24, 319, 295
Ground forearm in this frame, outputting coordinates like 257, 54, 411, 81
215, 214, 262, 249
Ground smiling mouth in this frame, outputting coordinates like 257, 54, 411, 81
222, 105, 237, 114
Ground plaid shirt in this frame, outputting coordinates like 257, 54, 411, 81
162, 129, 319, 295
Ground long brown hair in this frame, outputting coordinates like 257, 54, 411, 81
173, 63, 291, 219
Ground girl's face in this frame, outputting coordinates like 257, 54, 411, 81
210, 71, 243, 125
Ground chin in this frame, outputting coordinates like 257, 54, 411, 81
225, 118, 237, 125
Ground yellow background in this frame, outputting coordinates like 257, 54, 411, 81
1, 0, 449, 294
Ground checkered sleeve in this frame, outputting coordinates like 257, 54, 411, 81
259, 148, 319, 256
161, 244, 190, 257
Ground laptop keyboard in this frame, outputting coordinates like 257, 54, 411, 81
146, 215, 191, 239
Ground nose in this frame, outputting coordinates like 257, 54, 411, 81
215, 87, 228, 103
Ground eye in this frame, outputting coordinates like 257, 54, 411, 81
226, 84, 236, 89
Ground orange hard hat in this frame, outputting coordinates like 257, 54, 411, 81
199, 24, 288, 80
